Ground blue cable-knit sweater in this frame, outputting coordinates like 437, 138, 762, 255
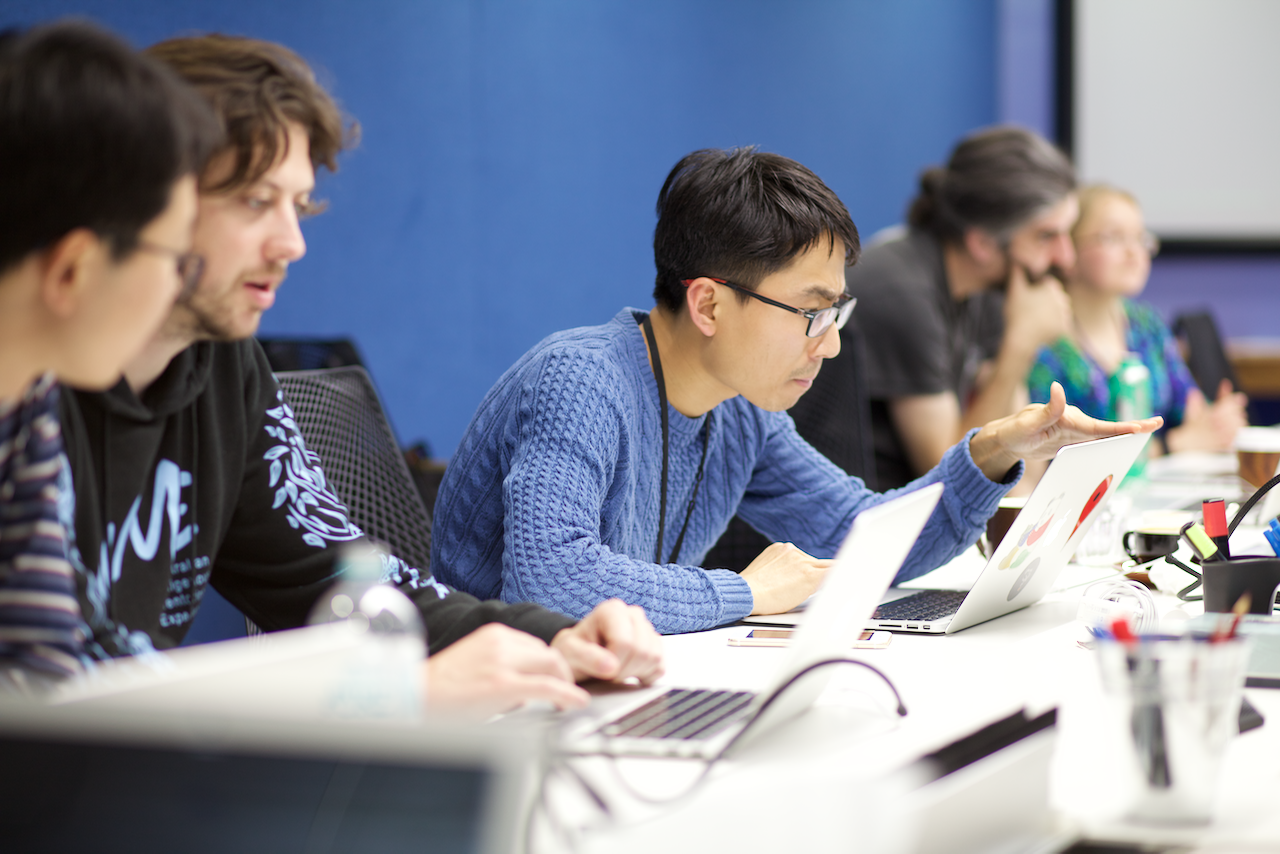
432, 308, 1016, 633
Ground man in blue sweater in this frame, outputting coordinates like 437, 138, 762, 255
432, 148, 1161, 634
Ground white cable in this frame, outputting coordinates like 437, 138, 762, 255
1077, 578, 1158, 633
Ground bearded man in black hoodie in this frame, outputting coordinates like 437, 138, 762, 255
55, 34, 662, 713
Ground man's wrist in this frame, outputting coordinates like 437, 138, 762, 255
968, 425, 1020, 482
996, 336, 1041, 375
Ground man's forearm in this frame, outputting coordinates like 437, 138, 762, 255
959, 344, 1037, 436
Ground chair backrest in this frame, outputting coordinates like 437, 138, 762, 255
787, 317, 877, 486
701, 319, 877, 572
258, 337, 366, 373
1172, 311, 1239, 396
274, 367, 434, 572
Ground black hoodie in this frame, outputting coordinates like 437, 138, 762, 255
58, 338, 572, 660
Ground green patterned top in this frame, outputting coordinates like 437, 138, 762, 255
1028, 300, 1197, 426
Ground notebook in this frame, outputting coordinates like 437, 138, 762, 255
870, 432, 1150, 634
563, 483, 943, 758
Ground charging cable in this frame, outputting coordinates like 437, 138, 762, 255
1077, 578, 1158, 634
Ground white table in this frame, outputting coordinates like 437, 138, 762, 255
548, 476, 1280, 854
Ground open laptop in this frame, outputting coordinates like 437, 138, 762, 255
1, 628, 534, 854
564, 483, 943, 758
869, 432, 1150, 634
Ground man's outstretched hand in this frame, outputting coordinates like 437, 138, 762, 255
969, 381, 1163, 481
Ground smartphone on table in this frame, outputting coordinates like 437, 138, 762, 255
728, 629, 891, 649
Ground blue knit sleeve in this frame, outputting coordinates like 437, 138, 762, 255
735, 421, 1013, 586
886, 429, 1021, 583
500, 349, 753, 634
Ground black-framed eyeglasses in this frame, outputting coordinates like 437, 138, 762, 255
136, 240, 206, 294
682, 276, 856, 338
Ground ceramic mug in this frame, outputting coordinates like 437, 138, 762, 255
980, 495, 1027, 558
1122, 529, 1181, 564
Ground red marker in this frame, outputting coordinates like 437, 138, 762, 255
1203, 498, 1230, 559
1110, 616, 1138, 646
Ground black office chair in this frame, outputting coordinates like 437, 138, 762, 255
257, 337, 367, 373
237, 367, 436, 637
274, 366, 435, 571
701, 319, 877, 572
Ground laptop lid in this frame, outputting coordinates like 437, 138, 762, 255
0, 693, 534, 854
945, 432, 1150, 634
743, 483, 943, 739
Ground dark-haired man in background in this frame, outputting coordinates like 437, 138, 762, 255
53, 33, 661, 713
432, 146, 1158, 635
0, 20, 219, 686
847, 126, 1078, 489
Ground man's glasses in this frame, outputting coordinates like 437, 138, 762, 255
137, 240, 206, 294
682, 277, 856, 338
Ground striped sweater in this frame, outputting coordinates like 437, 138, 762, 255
0, 374, 83, 678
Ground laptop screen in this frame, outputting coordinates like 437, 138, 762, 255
0, 733, 494, 853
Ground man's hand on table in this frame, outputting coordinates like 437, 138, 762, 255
424, 623, 590, 715
969, 381, 1163, 482
425, 599, 664, 716
550, 598, 664, 686
742, 541, 832, 617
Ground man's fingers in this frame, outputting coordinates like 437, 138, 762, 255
511, 675, 591, 711
484, 623, 577, 684
556, 632, 621, 681
553, 600, 665, 686
1047, 382, 1068, 418
1184, 387, 1207, 417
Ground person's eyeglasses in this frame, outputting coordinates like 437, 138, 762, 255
1080, 230, 1161, 257
681, 277, 856, 338
136, 240, 206, 293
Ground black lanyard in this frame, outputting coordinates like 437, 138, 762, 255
642, 315, 710, 566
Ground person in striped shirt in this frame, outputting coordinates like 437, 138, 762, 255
0, 21, 220, 687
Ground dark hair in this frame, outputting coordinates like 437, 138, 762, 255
907, 126, 1076, 245
652, 147, 860, 313
0, 20, 221, 275
146, 35, 357, 201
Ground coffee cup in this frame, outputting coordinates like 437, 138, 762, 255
1234, 426, 1280, 490
981, 495, 1027, 558
1122, 529, 1181, 564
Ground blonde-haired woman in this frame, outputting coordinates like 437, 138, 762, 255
1028, 185, 1247, 453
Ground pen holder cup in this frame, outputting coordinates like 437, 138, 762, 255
1095, 637, 1251, 825
1201, 557, 1280, 615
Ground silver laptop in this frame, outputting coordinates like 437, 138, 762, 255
0, 630, 533, 854
563, 483, 943, 758
870, 432, 1150, 634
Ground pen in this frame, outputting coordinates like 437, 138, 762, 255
1264, 526, 1280, 558
1202, 498, 1230, 559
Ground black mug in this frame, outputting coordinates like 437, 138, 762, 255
1202, 556, 1280, 614
1122, 530, 1181, 564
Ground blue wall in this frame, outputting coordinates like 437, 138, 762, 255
7, 0, 999, 455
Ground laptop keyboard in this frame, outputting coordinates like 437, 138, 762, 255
872, 589, 968, 621
598, 688, 755, 741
